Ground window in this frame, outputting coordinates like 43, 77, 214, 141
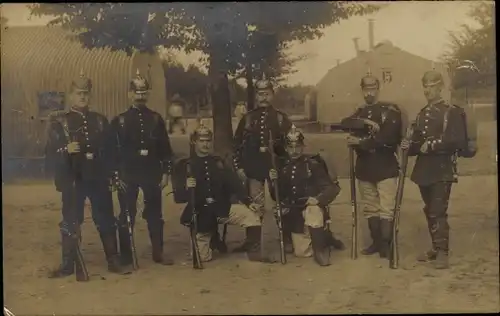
37, 91, 65, 119
382, 70, 393, 84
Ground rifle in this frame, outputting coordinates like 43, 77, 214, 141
115, 133, 139, 270
186, 161, 203, 269
60, 121, 89, 282
348, 146, 358, 260
268, 132, 287, 265
390, 123, 415, 269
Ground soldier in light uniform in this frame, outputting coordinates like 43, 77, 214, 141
175, 125, 275, 263
400, 70, 467, 269
341, 72, 403, 259
109, 70, 174, 266
268, 127, 341, 266
232, 74, 293, 252
45, 71, 122, 277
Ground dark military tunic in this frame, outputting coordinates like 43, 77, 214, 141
269, 154, 341, 233
175, 154, 253, 233
409, 99, 467, 186
233, 106, 293, 181
45, 108, 115, 233
341, 102, 403, 183
110, 105, 173, 183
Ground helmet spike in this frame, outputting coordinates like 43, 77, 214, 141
136, 68, 140, 76
367, 67, 372, 76
431, 61, 436, 70
262, 72, 266, 81
79, 68, 85, 77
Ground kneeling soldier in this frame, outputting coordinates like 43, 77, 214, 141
174, 125, 276, 263
269, 127, 341, 266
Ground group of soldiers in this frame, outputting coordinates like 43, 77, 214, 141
45, 64, 467, 280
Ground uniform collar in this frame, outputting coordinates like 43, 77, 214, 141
70, 107, 89, 116
132, 104, 148, 111
427, 97, 444, 107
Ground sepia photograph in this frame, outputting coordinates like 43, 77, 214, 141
1, 1, 498, 315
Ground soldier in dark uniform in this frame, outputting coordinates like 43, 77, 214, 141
341, 71, 403, 259
232, 74, 293, 252
175, 125, 275, 263
400, 70, 467, 269
109, 69, 174, 267
45, 71, 122, 277
268, 126, 341, 266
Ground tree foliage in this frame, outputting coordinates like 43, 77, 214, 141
442, 2, 495, 88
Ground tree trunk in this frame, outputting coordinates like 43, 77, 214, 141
208, 58, 234, 163
245, 61, 255, 110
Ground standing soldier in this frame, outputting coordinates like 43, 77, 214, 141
268, 127, 341, 266
341, 71, 403, 259
110, 69, 174, 267
45, 71, 122, 277
232, 74, 293, 252
174, 124, 275, 263
400, 70, 467, 269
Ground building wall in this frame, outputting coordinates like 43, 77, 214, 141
315, 42, 452, 124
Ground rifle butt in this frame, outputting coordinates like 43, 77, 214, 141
75, 244, 90, 282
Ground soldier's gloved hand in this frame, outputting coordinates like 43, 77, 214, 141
362, 119, 380, 133
181, 219, 192, 227
186, 177, 196, 188
217, 217, 230, 224
67, 142, 80, 154
400, 139, 410, 150
269, 169, 278, 180
346, 135, 361, 146
236, 168, 247, 182
306, 197, 319, 206
420, 141, 429, 153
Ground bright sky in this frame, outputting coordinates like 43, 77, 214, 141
2, 2, 478, 86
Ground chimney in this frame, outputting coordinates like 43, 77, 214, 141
352, 37, 361, 56
368, 19, 375, 50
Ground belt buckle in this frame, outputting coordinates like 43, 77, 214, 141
85, 153, 94, 160
206, 197, 215, 204
139, 149, 149, 156
259, 147, 268, 153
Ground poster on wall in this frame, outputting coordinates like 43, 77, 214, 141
37, 91, 65, 118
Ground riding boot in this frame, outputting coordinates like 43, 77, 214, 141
118, 225, 133, 266
245, 226, 278, 263
49, 233, 75, 278
325, 229, 346, 251
148, 221, 174, 265
361, 217, 381, 255
210, 229, 228, 254
99, 232, 123, 273
379, 219, 393, 259
309, 227, 331, 266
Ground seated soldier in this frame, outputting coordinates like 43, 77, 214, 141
173, 124, 276, 263
269, 126, 341, 266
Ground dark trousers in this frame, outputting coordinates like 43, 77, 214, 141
117, 180, 164, 231
61, 179, 116, 234
418, 182, 453, 252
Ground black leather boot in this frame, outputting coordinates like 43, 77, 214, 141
325, 230, 346, 251
379, 219, 393, 259
148, 221, 174, 265
100, 232, 124, 273
118, 225, 133, 266
361, 217, 381, 255
210, 229, 228, 254
309, 227, 331, 266
49, 233, 75, 278
246, 226, 278, 263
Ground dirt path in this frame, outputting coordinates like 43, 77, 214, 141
3, 175, 499, 314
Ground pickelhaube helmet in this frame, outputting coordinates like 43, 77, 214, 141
130, 68, 150, 94
191, 121, 213, 141
360, 68, 380, 90
71, 69, 92, 92
255, 73, 274, 91
285, 124, 305, 146
422, 70, 444, 87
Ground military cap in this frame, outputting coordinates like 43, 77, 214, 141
191, 122, 213, 141
285, 125, 305, 146
422, 70, 444, 87
71, 69, 92, 92
130, 69, 150, 94
360, 69, 380, 89
255, 73, 274, 91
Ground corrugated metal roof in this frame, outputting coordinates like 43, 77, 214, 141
1, 26, 167, 158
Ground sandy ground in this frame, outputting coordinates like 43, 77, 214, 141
2, 175, 499, 315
